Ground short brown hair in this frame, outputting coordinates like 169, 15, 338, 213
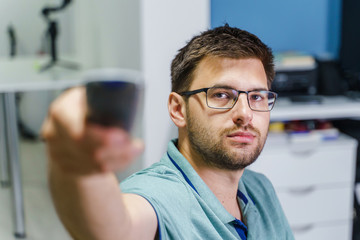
171, 24, 275, 93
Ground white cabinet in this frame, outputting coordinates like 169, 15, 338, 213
292, 222, 352, 240
250, 133, 358, 240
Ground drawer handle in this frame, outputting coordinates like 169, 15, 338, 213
290, 148, 316, 156
292, 224, 314, 234
289, 135, 321, 156
288, 186, 315, 195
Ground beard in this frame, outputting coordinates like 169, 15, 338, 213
186, 107, 267, 171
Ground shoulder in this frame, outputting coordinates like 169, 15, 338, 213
120, 162, 195, 238
121, 162, 188, 193
242, 169, 274, 191
120, 162, 194, 208
241, 169, 279, 211
242, 169, 295, 239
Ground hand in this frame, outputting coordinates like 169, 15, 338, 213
41, 87, 144, 175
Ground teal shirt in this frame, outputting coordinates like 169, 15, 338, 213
121, 140, 294, 240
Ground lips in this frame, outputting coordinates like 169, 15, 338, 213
227, 131, 255, 144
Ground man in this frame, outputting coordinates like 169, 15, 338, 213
42, 25, 294, 239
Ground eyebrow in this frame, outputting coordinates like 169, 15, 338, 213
211, 84, 269, 92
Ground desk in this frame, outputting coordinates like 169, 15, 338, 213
0, 57, 83, 238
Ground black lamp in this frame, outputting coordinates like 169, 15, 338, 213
40, 0, 79, 72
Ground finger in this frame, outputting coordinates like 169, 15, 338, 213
49, 87, 87, 139
40, 115, 53, 141
94, 138, 144, 172
85, 124, 131, 147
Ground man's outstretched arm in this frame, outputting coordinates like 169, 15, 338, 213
42, 87, 157, 240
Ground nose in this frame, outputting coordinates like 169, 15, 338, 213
231, 94, 253, 126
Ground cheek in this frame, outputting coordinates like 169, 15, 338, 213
253, 113, 270, 134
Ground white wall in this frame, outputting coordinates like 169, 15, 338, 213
73, 0, 210, 168
0, 0, 74, 57
7, 0, 209, 175
141, 0, 210, 166
73, 0, 141, 70
1, 0, 76, 139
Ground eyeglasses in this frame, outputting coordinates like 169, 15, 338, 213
180, 87, 278, 112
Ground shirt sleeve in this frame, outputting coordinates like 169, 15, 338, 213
120, 167, 194, 240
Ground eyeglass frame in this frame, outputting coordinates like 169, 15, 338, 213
179, 87, 278, 112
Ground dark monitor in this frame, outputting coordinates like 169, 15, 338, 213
339, 0, 360, 91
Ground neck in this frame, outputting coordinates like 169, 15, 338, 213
178, 136, 244, 220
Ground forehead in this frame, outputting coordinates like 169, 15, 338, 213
191, 57, 268, 90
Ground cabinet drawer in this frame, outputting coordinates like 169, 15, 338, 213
250, 134, 357, 188
292, 220, 352, 240
277, 186, 353, 225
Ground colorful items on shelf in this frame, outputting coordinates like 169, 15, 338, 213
269, 120, 339, 141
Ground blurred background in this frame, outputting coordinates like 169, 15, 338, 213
0, 0, 359, 239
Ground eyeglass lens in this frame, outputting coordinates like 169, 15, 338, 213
206, 87, 276, 111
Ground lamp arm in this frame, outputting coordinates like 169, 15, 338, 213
41, 0, 72, 18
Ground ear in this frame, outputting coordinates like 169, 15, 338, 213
168, 92, 187, 128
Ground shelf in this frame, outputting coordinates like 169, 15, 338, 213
270, 96, 360, 121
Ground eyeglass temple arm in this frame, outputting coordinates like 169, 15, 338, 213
180, 88, 209, 96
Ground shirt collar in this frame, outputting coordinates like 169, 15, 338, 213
164, 139, 259, 225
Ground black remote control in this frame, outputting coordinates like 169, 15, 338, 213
85, 69, 142, 131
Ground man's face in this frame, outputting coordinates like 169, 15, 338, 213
184, 57, 270, 170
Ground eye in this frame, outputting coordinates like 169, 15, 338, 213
249, 92, 266, 101
213, 92, 230, 99
208, 88, 234, 100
